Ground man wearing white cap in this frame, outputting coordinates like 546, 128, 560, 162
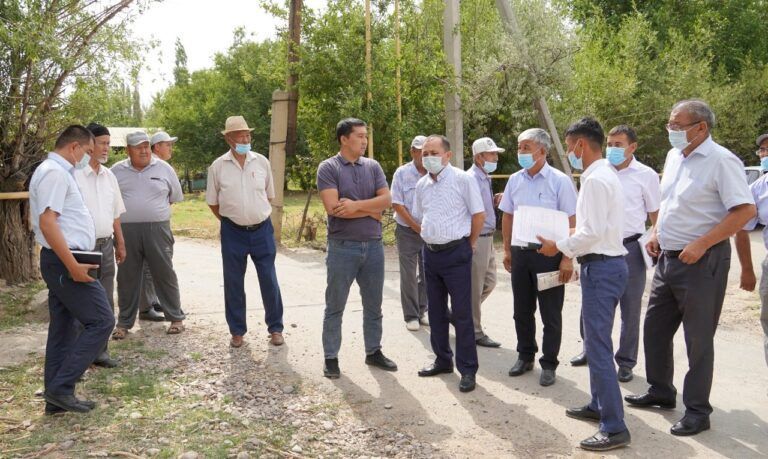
111, 131, 186, 338
150, 131, 178, 161
206, 116, 285, 348
391, 135, 429, 331
467, 137, 504, 348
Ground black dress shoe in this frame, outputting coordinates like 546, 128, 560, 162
418, 362, 454, 377
365, 350, 398, 371
152, 302, 164, 313
459, 374, 476, 393
624, 392, 676, 409
580, 429, 631, 451
45, 402, 66, 415
139, 308, 164, 322
93, 356, 119, 368
323, 358, 340, 379
617, 366, 633, 382
539, 368, 556, 386
44, 392, 91, 413
508, 359, 534, 376
77, 398, 96, 409
566, 405, 600, 422
671, 416, 710, 436
476, 336, 501, 348
570, 351, 587, 366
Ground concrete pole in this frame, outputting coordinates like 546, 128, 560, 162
365, 0, 374, 158
269, 90, 289, 244
443, 0, 463, 168
285, 0, 302, 157
395, 0, 403, 166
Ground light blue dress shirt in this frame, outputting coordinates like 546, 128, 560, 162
657, 136, 753, 250
467, 164, 497, 233
29, 153, 96, 250
498, 162, 577, 216
744, 172, 768, 247
390, 161, 426, 226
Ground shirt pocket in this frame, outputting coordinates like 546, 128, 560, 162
148, 176, 170, 198
249, 171, 267, 192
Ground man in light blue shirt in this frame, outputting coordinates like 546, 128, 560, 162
29, 125, 115, 414
391, 135, 428, 331
626, 100, 755, 437
499, 128, 577, 387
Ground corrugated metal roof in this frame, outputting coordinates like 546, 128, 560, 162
106, 127, 157, 147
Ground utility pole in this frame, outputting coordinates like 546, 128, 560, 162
269, 90, 290, 244
495, 0, 571, 176
443, 0, 463, 168
395, 0, 403, 166
285, 0, 302, 158
365, 0, 374, 158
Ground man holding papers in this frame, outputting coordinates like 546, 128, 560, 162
499, 128, 577, 387
570, 125, 660, 384
537, 118, 630, 451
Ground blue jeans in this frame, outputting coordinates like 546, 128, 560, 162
221, 218, 284, 336
581, 256, 628, 434
323, 239, 384, 359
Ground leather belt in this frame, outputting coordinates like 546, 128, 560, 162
426, 237, 467, 253
479, 232, 494, 238
623, 233, 642, 245
95, 236, 112, 246
576, 253, 623, 264
663, 239, 728, 259
512, 245, 538, 252
223, 216, 267, 232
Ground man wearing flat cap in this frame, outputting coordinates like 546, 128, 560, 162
111, 131, 186, 338
206, 116, 285, 348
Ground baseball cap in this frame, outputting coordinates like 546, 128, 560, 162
756, 133, 768, 147
150, 131, 178, 146
410, 135, 427, 149
126, 131, 150, 146
471, 137, 505, 156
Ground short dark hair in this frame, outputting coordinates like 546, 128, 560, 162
54, 125, 95, 149
565, 117, 604, 149
424, 134, 451, 152
86, 122, 110, 137
608, 124, 637, 143
336, 118, 367, 143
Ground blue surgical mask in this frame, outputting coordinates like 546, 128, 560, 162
667, 129, 690, 151
606, 147, 626, 166
75, 153, 90, 170
482, 161, 497, 173
234, 143, 250, 155
567, 151, 583, 170
422, 156, 446, 175
761, 157, 768, 172
517, 153, 534, 170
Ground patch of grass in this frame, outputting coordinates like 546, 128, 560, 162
0, 281, 46, 331
190, 351, 202, 361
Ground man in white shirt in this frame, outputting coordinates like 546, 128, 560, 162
73, 123, 126, 368
206, 116, 285, 348
570, 125, 660, 384
538, 118, 630, 451
391, 135, 429, 331
413, 135, 485, 393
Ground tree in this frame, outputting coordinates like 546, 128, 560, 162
173, 38, 190, 86
0, 0, 144, 284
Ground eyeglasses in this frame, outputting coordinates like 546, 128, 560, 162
755, 147, 768, 156
665, 121, 702, 131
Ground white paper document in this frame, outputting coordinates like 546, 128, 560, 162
511, 205, 570, 247
637, 228, 655, 270
536, 269, 578, 291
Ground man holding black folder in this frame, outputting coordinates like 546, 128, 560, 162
29, 125, 116, 414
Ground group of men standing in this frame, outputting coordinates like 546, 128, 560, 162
316, 99, 760, 452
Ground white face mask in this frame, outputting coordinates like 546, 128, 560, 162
667, 129, 690, 150
74, 153, 91, 170
422, 156, 446, 175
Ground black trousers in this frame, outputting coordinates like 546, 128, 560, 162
40, 248, 114, 395
644, 241, 730, 420
511, 247, 564, 369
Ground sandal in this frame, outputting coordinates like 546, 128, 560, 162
112, 327, 128, 340
166, 322, 185, 335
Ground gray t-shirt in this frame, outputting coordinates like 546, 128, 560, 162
111, 158, 183, 223
316, 153, 388, 241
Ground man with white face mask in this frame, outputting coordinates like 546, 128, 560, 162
206, 116, 285, 349
73, 123, 126, 368
625, 99, 755, 437
413, 135, 485, 393
499, 128, 577, 387
467, 137, 504, 348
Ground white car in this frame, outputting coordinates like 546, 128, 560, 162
746, 166, 764, 185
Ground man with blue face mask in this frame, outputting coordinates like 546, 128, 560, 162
499, 128, 577, 387
206, 115, 285, 348
570, 125, 660, 384
467, 137, 505, 348
625, 100, 755, 437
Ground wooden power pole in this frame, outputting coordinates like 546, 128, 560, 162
365, 0, 374, 158
495, 0, 571, 176
395, 0, 403, 166
444, 0, 464, 168
285, 0, 302, 158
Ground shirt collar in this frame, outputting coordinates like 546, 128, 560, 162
127, 157, 158, 172
83, 163, 107, 176
407, 161, 424, 177
337, 152, 362, 165
430, 163, 454, 182
523, 162, 551, 181
469, 163, 489, 179
582, 158, 607, 179
225, 150, 255, 163
48, 152, 74, 173
682, 135, 714, 158
613, 157, 640, 173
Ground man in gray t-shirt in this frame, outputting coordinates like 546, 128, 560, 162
316, 118, 397, 379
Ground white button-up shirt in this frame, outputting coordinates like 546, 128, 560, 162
206, 150, 275, 226
657, 136, 753, 250
74, 164, 126, 238
743, 172, 768, 247
29, 153, 95, 250
390, 161, 426, 226
412, 165, 484, 244
467, 164, 497, 233
556, 159, 627, 258
613, 158, 661, 238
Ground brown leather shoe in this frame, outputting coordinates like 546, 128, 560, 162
230, 335, 244, 348
270, 332, 284, 346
